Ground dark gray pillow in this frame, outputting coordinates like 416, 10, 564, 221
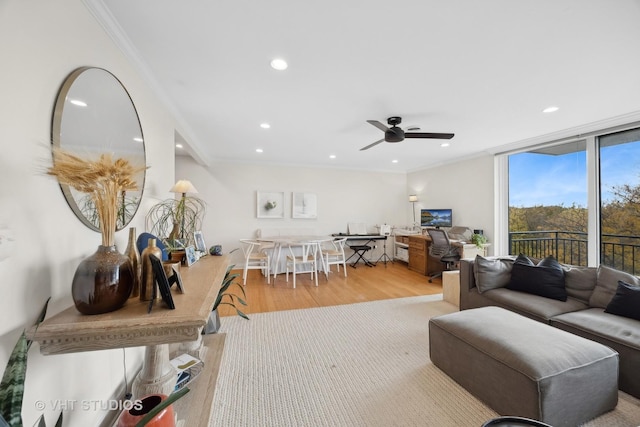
507, 255, 567, 301
605, 280, 640, 321
589, 264, 640, 308
474, 255, 514, 293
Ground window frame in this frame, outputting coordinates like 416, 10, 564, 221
496, 120, 640, 267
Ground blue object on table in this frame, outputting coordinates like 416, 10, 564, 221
136, 232, 168, 261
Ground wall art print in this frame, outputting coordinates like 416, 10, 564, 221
257, 191, 285, 218
292, 192, 317, 219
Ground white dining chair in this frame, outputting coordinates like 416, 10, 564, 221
285, 241, 319, 288
322, 237, 348, 277
239, 239, 271, 285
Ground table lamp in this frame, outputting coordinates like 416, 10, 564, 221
170, 180, 198, 239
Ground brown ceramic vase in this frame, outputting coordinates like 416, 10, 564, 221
72, 245, 134, 315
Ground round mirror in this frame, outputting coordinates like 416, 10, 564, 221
52, 67, 146, 232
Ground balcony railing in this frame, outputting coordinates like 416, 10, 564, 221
509, 230, 640, 275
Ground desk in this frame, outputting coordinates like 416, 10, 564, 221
332, 234, 388, 267
407, 234, 489, 276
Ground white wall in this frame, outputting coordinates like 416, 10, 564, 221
0, 1, 177, 425
176, 157, 408, 266
407, 155, 495, 255
0, 1, 493, 425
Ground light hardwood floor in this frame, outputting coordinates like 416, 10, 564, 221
217, 260, 443, 317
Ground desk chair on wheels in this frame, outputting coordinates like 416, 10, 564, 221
427, 228, 461, 283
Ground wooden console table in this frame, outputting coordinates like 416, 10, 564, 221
27, 255, 228, 401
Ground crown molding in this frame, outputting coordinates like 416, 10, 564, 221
489, 110, 640, 156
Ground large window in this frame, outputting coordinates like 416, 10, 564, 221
599, 129, 640, 274
506, 126, 640, 273
508, 141, 588, 265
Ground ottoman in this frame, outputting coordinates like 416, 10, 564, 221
429, 307, 619, 427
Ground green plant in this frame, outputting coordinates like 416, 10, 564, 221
145, 197, 206, 248
471, 233, 487, 248
0, 299, 62, 427
213, 265, 249, 320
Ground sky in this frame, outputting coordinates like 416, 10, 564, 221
509, 140, 640, 207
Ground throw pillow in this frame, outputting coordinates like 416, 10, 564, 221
589, 264, 640, 308
561, 265, 597, 304
506, 254, 567, 301
474, 255, 514, 293
604, 280, 640, 321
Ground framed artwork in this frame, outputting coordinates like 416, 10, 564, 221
292, 192, 317, 219
257, 191, 285, 218
185, 245, 198, 266
194, 231, 206, 252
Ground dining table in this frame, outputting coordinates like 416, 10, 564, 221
256, 235, 335, 280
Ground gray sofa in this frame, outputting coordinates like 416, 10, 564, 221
459, 256, 640, 399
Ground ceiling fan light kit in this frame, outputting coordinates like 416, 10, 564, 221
361, 116, 454, 151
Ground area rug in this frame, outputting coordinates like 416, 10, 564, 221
210, 295, 640, 426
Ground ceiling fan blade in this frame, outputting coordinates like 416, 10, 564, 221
405, 132, 455, 139
367, 120, 389, 132
360, 138, 385, 151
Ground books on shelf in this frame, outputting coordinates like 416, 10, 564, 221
170, 353, 204, 392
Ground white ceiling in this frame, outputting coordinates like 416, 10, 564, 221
90, 0, 640, 172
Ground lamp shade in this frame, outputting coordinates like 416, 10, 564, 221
408, 195, 418, 202
170, 180, 198, 194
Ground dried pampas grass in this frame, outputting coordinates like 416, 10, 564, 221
47, 146, 147, 246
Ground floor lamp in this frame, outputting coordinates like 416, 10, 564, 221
409, 195, 418, 229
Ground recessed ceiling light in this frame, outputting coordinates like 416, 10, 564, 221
175, 143, 183, 149
270, 58, 288, 71
260, 123, 271, 129
329, 154, 336, 159
440, 142, 450, 148
133, 137, 143, 143
256, 148, 264, 153
543, 106, 559, 113
392, 159, 398, 163
70, 99, 87, 107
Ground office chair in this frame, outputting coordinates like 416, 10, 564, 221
427, 228, 461, 283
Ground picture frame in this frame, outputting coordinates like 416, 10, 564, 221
185, 245, 198, 266
194, 231, 206, 252
292, 192, 318, 219
163, 261, 184, 293
257, 191, 285, 218
149, 254, 175, 310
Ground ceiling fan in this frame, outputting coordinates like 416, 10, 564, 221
360, 116, 454, 151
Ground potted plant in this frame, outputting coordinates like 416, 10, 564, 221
0, 299, 62, 427
203, 264, 248, 334
471, 233, 488, 249
146, 197, 205, 249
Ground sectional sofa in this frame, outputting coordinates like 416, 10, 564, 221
459, 255, 640, 399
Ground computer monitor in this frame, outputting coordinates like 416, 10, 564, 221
420, 209, 453, 228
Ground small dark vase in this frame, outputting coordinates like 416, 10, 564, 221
72, 245, 134, 315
